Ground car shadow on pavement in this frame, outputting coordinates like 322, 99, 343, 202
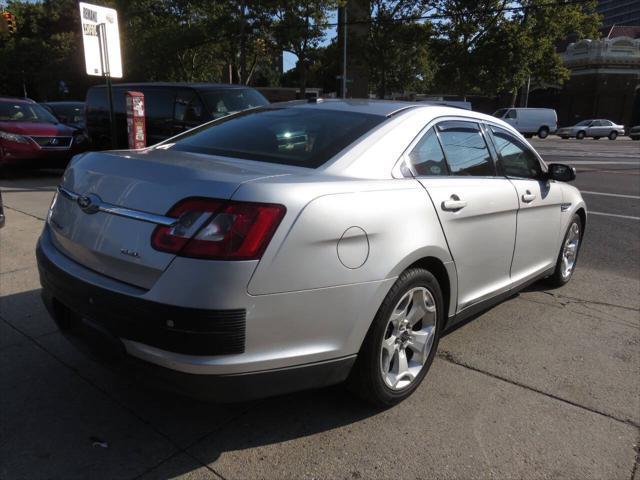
0, 167, 64, 184
1, 287, 385, 478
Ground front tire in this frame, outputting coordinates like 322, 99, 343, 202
608, 131, 618, 140
576, 131, 585, 140
547, 214, 582, 287
348, 268, 444, 407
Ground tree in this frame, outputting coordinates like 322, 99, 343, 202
430, 0, 601, 100
271, 0, 337, 95
367, 0, 434, 98
0, 0, 94, 100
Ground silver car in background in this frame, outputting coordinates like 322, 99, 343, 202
37, 100, 586, 406
557, 119, 625, 140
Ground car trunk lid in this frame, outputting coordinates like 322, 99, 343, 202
48, 149, 290, 289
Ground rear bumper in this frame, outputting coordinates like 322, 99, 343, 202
36, 232, 356, 401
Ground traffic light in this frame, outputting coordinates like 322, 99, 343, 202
1, 11, 16, 34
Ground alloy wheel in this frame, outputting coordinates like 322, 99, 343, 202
561, 222, 580, 279
380, 287, 437, 390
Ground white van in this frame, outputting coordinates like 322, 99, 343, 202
493, 108, 557, 139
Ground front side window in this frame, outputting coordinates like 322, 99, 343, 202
436, 121, 494, 176
407, 127, 448, 176
174, 91, 204, 123
505, 109, 517, 119
164, 107, 385, 168
491, 126, 542, 179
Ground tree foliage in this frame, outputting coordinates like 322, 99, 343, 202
430, 0, 601, 99
0, 0, 602, 101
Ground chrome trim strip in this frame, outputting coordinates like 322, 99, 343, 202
57, 186, 177, 227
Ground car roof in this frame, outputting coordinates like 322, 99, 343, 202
90, 82, 256, 91
269, 99, 430, 117
42, 101, 84, 106
0, 96, 36, 104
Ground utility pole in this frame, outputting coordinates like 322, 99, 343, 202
340, 5, 347, 98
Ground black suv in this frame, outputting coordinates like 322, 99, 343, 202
85, 83, 269, 149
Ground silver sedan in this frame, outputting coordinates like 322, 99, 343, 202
37, 100, 586, 406
557, 119, 625, 140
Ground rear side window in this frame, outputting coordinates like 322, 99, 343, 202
407, 128, 448, 176
436, 121, 494, 176
165, 107, 384, 168
144, 89, 176, 120
491, 126, 542, 179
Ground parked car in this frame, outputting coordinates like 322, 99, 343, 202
41, 101, 86, 131
37, 100, 585, 406
629, 125, 640, 140
86, 82, 269, 149
492, 107, 557, 139
0, 97, 89, 168
556, 119, 625, 140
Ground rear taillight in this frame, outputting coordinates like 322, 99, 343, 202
151, 197, 286, 260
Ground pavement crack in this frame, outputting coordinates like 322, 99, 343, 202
3, 205, 46, 222
437, 350, 640, 429
538, 290, 640, 313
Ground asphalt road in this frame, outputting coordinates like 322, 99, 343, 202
0, 137, 638, 479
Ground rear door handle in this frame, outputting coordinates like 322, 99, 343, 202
522, 190, 536, 203
441, 195, 467, 212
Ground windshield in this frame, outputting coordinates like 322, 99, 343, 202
0, 101, 59, 123
162, 107, 385, 168
493, 109, 507, 118
200, 89, 269, 119
575, 120, 592, 126
47, 104, 84, 124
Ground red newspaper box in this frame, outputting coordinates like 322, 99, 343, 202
125, 91, 146, 149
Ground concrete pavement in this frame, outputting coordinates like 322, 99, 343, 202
1, 138, 638, 479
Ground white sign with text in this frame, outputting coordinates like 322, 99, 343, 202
79, 2, 122, 78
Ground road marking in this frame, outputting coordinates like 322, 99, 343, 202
562, 161, 639, 165
581, 191, 640, 200
589, 211, 640, 221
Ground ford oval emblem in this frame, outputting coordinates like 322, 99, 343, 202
77, 194, 101, 214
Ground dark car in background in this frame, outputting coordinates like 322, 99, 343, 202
85, 83, 269, 149
629, 125, 640, 140
0, 97, 89, 168
41, 101, 86, 131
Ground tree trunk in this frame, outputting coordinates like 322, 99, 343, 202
298, 58, 307, 96
239, 0, 247, 85
510, 87, 518, 108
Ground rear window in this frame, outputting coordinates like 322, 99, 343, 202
163, 107, 385, 168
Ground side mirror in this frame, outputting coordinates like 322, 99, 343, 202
547, 163, 576, 182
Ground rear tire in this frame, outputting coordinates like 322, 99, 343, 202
538, 127, 549, 139
547, 214, 582, 287
576, 131, 585, 140
348, 268, 444, 407
608, 131, 618, 140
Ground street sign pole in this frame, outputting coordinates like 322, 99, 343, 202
97, 23, 117, 149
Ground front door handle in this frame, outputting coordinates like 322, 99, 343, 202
442, 195, 467, 212
522, 190, 536, 203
